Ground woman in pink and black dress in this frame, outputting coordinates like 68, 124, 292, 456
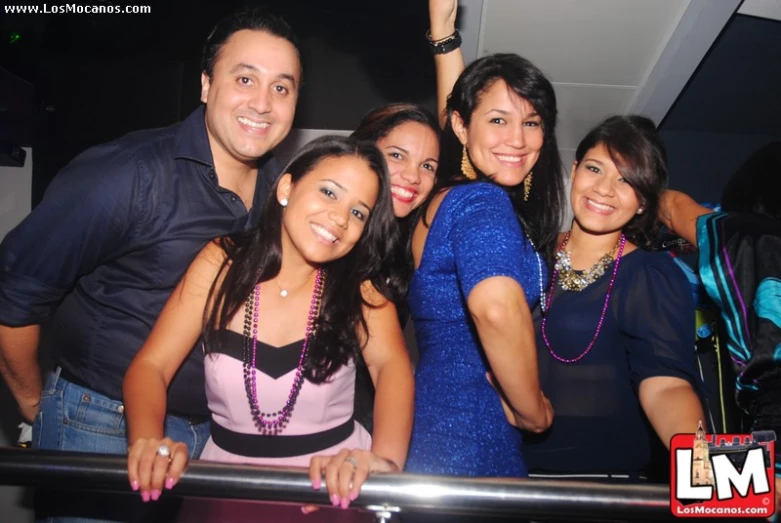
123, 136, 413, 522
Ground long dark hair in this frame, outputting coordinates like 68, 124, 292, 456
722, 141, 781, 220
574, 115, 668, 249
352, 103, 441, 305
425, 53, 565, 262
204, 136, 399, 383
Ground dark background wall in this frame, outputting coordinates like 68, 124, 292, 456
2, 2, 780, 207
659, 14, 781, 204
1, 0, 437, 205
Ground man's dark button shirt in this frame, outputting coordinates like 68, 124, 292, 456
0, 106, 281, 417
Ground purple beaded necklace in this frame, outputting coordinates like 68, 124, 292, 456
541, 233, 626, 364
242, 268, 324, 434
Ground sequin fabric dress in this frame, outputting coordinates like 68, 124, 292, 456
405, 183, 546, 477
178, 330, 372, 522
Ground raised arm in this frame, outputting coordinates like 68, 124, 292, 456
123, 241, 225, 499
429, 0, 466, 127
659, 190, 714, 246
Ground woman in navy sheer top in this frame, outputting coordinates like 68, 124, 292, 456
524, 116, 706, 480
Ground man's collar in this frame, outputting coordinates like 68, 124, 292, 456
174, 105, 215, 167
174, 104, 280, 177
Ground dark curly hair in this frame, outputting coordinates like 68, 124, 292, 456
204, 136, 400, 383
574, 115, 668, 249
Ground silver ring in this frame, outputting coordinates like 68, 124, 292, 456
344, 457, 358, 468
156, 444, 172, 459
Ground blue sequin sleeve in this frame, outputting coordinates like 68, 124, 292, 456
449, 183, 536, 302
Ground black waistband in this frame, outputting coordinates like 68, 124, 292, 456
211, 416, 355, 458
56, 366, 210, 425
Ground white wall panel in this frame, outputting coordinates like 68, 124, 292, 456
552, 84, 636, 149
481, 0, 689, 86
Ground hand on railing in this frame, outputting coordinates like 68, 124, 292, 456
307, 448, 399, 512
0, 447, 673, 520
127, 437, 189, 503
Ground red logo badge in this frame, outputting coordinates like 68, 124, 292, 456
670, 423, 776, 518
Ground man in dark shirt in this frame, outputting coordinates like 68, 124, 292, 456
0, 7, 301, 521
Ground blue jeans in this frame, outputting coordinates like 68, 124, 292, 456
32, 367, 211, 523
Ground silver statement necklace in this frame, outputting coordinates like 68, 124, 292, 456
554, 232, 620, 292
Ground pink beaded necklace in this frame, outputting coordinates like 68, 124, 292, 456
540, 233, 626, 364
242, 268, 324, 434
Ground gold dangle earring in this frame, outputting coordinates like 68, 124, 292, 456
461, 146, 477, 180
524, 171, 533, 201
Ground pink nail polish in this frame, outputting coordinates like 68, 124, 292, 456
141, 491, 150, 503
312, 479, 320, 490
340, 498, 349, 510
165, 477, 175, 490
151, 489, 160, 501
349, 491, 358, 501
130, 480, 139, 492
331, 494, 339, 507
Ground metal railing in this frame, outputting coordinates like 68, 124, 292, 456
0, 447, 673, 521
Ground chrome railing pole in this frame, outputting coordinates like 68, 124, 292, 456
371, 508, 396, 523
0, 447, 672, 521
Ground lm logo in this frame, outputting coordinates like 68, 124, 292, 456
670, 424, 776, 518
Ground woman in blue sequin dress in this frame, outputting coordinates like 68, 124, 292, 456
404, 44, 566, 475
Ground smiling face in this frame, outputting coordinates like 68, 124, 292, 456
570, 142, 642, 235
201, 29, 301, 172
452, 79, 544, 187
276, 155, 380, 266
375, 121, 439, 218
